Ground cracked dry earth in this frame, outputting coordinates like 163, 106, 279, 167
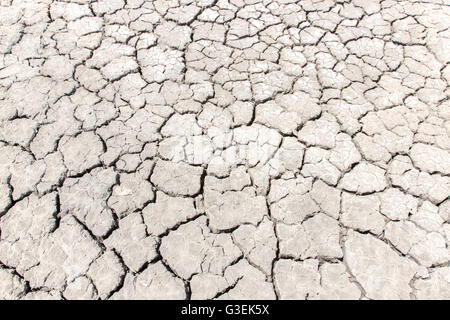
0, 0, 449, 301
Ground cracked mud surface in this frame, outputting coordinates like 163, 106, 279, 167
0, 0, 449, 300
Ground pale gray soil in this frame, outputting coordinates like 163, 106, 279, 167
0, 0, 449, 300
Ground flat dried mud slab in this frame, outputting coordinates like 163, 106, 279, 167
0, 0, 449, 300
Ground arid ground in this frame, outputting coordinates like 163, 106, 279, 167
0, 0, 449, 300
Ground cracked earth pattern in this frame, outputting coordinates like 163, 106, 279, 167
0, 0, 449, 301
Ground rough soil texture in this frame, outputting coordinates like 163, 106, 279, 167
0, 0, 449, 300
